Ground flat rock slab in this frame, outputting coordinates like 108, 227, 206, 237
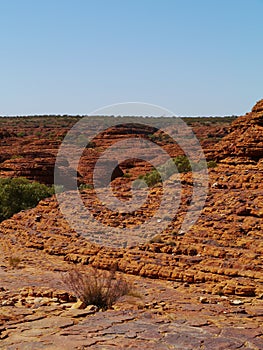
2, 308, 263, 349
18, 316, 74, 330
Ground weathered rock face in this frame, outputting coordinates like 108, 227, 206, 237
207, 99, 263, 163
0, 116, 233, 185
0, 156, 262, 300
0, 153, 56, 184
252, 98, 263, 113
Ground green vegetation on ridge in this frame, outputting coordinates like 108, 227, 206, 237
135, 156, 217, 188
0, 177, 54, 222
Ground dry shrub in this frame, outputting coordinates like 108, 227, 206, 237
62, 267, 131, 310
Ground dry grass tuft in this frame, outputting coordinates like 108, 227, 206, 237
62, 267, 131, 310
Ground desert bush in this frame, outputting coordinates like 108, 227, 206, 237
143, 169, 161, 187
148, 133, 162, 142
207, 160, 217, 168
135, 155, 216, 187
123, 171, 132, 178
16, 131, 26, 137
10, 155, 24, 159
78, 183, 94, 191
62, 267, 131, 310
0, 177, 54, 221
172, 155, 192, 173
137, 155, 192, 187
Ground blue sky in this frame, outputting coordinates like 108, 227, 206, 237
0, 0, 262, 116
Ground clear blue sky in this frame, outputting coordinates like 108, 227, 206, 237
0, 0, 262, 116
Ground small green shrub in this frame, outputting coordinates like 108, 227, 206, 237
148, 133, 161, 142
0, 177, 54, 221
207, 160, 217, 168
173, 155, 191, 173
143, 169, 161, 187
10, 155, 24, 159
137, 155, 192, 187
78, 183, 94, 191
135, 156, 215, 187
123, 171, 132, 178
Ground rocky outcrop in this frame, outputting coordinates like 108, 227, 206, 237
207, 99, 263, 163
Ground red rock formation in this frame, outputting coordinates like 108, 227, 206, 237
0, 116, 233, 185
207, 99, 263, 163
0, 111, 261, 349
